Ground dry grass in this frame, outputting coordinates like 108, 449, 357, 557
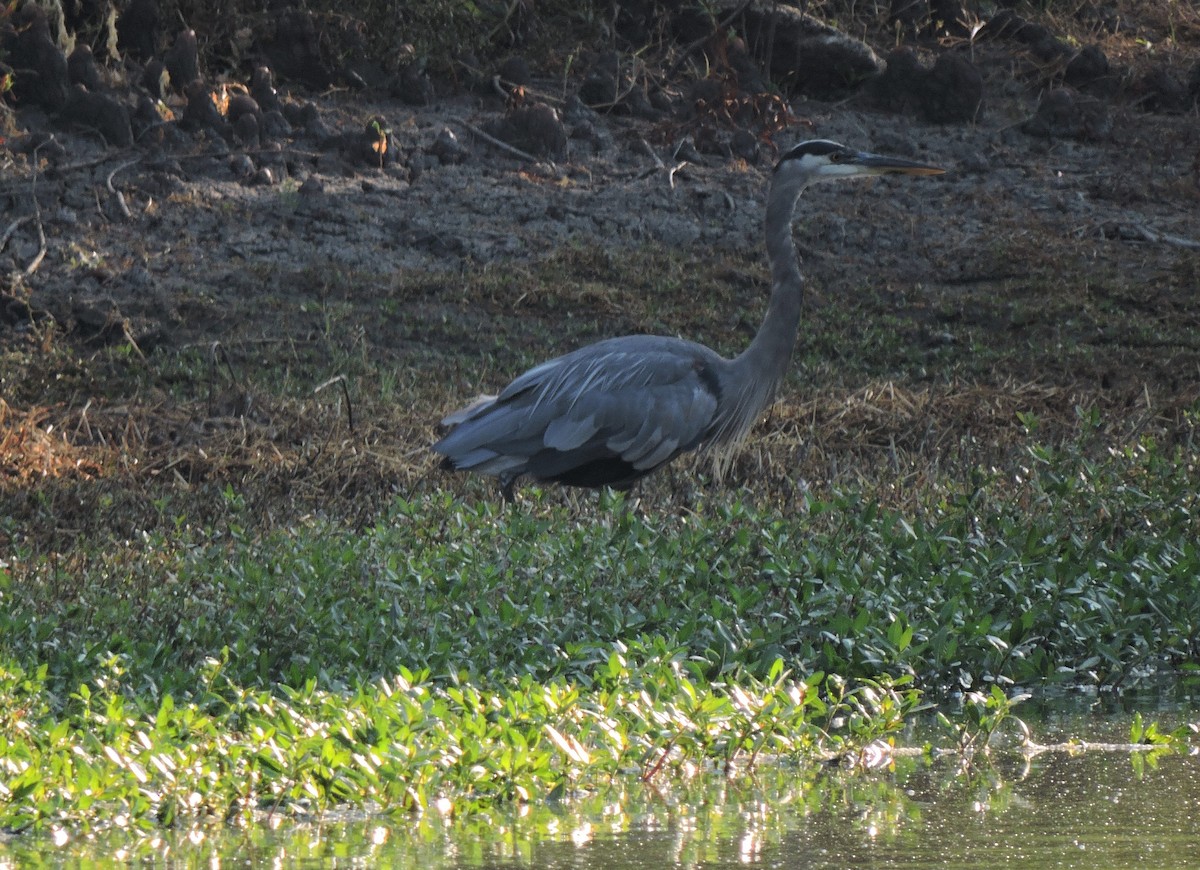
0, 398, 101, 484
4, 349, 1194, 554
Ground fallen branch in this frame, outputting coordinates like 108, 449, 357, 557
20, 203, 47, 280
461, 121, 543, 165
0, 215, 31, 254
105, 158, 140, 221
1102, 221, 1200, 250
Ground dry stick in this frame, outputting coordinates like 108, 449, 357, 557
461, 121, 542, 164
121, 319, 146, 359
106, 158, 141, 221
639, 138, 666, 170
0, 215, 31, 254
1125, 222, 1200, 250
314, 374, 355, 435
17, 141, 53, 280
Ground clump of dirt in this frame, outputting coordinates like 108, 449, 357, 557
1, 0, 1198, 548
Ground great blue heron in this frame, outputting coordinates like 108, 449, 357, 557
433, 140, 945, 499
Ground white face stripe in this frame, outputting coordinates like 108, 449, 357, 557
776, 150, 868, 183
780, 139, 845, 162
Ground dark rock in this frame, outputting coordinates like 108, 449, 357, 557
483, 102, 568, 159
249, 168, 275, 186
250, 66, 283, 113
232, 112, 260, 147
117, 0, 159, 62
1138, 67, 1191, 113
430, 127, 469, 165
1022, 24, 1072, 62
4, 7, 70, 110
258, 142, 286, 171
141, 59, 168, 100
131, 92, 163, 141
921, 53, 982, 123
1065, 45, 1109, 86
562, 95, 599, 125
1022, 88, 1111, 141
63, 85, 133, 146
283, 100, 331, 138
164, 29, 200, 90
226, 94, 260, 124
867, 49, 981, 123
68, 45, 104, 91
1189, 62, 1200, 105
228, 153, 255, 179
579, 70, 619, 108
867, 47, 927, 114
180, 82, 226, 134
392, 64, 435, 106
261, 109, 292, 139
299, 175, 325, 195
454, 51, 488, 92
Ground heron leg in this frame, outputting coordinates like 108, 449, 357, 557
499, 472, 517, 503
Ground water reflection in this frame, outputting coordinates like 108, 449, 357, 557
4, 722, 1200, 867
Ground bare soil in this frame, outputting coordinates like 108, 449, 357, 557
1, 2, 1198, 548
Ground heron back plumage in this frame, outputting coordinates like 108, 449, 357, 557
433, 335, 725, 489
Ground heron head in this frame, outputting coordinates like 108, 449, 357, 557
775, 139, 945, 183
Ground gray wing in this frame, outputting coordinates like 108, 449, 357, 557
433, 336, 724, 482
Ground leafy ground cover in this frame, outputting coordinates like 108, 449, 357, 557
2, 414, 1198, 831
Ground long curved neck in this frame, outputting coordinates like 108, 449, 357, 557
732, 173, 807, 391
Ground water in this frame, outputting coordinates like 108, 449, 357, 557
4, 705, 1199, 868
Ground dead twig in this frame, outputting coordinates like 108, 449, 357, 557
461, 121, 543, 165
20, 178, 47, 282
1123, 223, 1200, 250
0, 215, 32, 254
636, 138, 689, 188
639, 138, 666, 170
105, 158, 140, 221
315, 375, 356, 435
